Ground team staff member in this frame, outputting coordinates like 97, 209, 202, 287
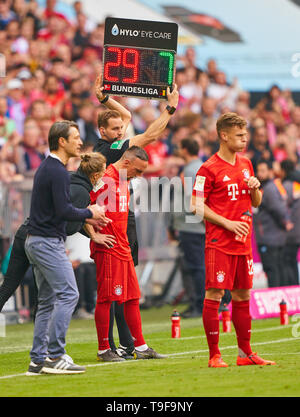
191, 113, 276, 368
25, 121, 105, 376
93, 75, 179, 358
280, 159, 300, 286
0, 154, 111, 314
253, 160, 291, 287
91, 146, 166, 361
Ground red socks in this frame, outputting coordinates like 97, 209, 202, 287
124, 298, 146, 347
95, 298, 146, 350
231, 299, 252, 357
202, 299, 221, 359
95, 301, 111, 350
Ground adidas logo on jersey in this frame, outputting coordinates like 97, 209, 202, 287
223, 175, 231, 182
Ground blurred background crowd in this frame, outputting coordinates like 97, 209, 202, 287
0, 0, 299, 319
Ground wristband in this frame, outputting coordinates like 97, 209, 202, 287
166, 105, 176, 115
100, 95, 109, 104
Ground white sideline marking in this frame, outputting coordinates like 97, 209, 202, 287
0, 323, 294, 354
0, 336, 299, 380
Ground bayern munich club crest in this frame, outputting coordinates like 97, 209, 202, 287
216, 270, 226, 283
114, 285, 123, 296
242, 169, 250, 179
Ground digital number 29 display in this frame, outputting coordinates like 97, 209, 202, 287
103, 46, 175, 86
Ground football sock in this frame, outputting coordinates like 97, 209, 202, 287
98, 349, 109, 355
124, 298, 146, 347
231, 299, 252, 357
135, 344, 149, 352
95, 301, 111, 351
202, 298, 221, 359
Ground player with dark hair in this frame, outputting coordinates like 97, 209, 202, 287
191, 112, 276, 368
90, 146, 166, 361
92, 75, 179, 359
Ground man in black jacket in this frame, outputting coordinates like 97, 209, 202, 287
253, 160, 292, 287
280, 159, 300, 286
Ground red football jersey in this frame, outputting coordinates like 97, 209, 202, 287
90, 164, 132, 260
192, 153, 255, 255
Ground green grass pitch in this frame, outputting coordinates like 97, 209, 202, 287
0, 304, 300, 397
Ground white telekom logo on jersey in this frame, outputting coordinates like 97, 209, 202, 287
119, 195, 127, 212
227, 183, 239, 201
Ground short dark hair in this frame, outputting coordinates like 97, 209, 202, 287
280, 159, 295, 176
180, 138, 199, 156
122, 146, 149, 162
48, 120, 79, 151
97, 110, 121, 129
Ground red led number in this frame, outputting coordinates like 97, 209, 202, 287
104, 47, 121, 82
104, 47, 139, 83
122, 49, 139, 83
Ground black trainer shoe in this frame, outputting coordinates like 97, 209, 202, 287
133, 347, 168, 360
97, 349, 126, 362
115, 345, 134, 360
26, 361, 44, 376
41, 357, 86, 374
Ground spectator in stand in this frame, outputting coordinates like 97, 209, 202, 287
42, 74, 65, 119
6, 77, 28, 134
201, 97, 218, 130
280, 159, 300, 286
206, 58, 219, 82
247, 126, 274, 173
253, 160, 292, 287
16, 117, 45, 173
76, 101, 99, 146
0, 0, 17, 30
0, 96, 17, 147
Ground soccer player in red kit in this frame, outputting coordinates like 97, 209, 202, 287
90, 146, 166, 361
191, 113, 276, 368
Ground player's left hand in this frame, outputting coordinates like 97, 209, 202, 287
244, 176, 260, 189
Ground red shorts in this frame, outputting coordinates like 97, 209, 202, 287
92, 252, 141, 303
205, 248, 254, 290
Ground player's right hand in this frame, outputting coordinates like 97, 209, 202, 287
224, 219, 250, 238
167, 83, 179, 108
92, 233, 117, 248
88, 204, 110, 222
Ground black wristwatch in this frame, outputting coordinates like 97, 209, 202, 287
166, 105, 176, 115
100, 95, 109, 104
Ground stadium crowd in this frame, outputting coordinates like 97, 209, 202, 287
0, 0, 300, 318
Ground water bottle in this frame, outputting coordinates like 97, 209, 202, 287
171, 310, 181, 338
235, 211, 252, 243
280, 299, 288, 325
222, 305, 231, 332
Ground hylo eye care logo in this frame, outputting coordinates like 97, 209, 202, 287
112, 24, 119, 36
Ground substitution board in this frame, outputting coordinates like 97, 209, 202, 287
102, 17, 178, 100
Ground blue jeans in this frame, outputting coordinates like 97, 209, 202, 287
178, 232, 205, 313
25, 235, 79, 363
